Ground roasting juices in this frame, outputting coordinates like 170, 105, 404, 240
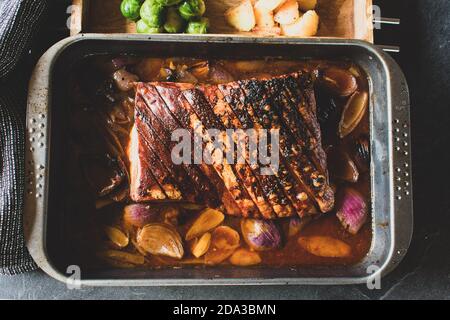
66, 56, 371, 269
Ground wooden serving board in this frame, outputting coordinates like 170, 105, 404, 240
70, 0, 374, 42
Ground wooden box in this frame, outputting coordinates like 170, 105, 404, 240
70, 0, 374, 42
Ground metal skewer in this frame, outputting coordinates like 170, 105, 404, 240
373, 17, 401, 25
378, 45, 401, 53
375, 16, 401, 53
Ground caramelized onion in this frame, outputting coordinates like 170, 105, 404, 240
190, 232, 212, 258
327, 147, 359, 183
137, 223, 184, 259
241, 219, 281, 251
298, 236, 351, 258
229, 248, 261, 266
205, 226, 240, 265
320, 67, 358, 97
336, 188, 368, 234
339, 91, 369, 138
113, 69, 139, 92
185, 208, 225, 241
104, 226, 129, 248
123, 204, 160, 228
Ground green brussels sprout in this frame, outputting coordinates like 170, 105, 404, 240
136, 19, 164, 33
155, 0, 183, 6
185, 17, 209, 34
140, 0, 165, 27
178, 0, 206, 21
163, 7, 185, 33
120, 0, 144, 21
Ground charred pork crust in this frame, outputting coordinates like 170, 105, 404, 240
217, 84, 310, 217
197, 85, 277, 219
135, 94, 200, 203
135, 125, 182, 200
156, 84, 261, 218
218, 85, 255, 129
229, 80, 312, 217
147, 83, 248, 216
276, 73, 328, 173
263, 74, 328, 202
237, 75, 334, 213
214, 83, 298, 218
136, 83, 220, 207
255, 76, 322, 216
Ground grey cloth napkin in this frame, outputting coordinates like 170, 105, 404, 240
0, 0, 48, 275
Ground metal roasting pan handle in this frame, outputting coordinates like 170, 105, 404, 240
24, 37, 76, 284
377, 49, 413, 277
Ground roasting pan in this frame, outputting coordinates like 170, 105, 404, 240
24, 34, 413, 286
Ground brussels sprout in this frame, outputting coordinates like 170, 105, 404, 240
120, 0, 144, 21
185, 18, 209, 34
136, 19, 164, 33
178, 0, 206, 20
163, 7, 185, 33
155, 0, 183, 6
140, 0, 165, 27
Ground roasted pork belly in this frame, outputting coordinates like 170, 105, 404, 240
129, 71, 334, 218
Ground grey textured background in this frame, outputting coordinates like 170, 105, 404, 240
0, 0, 449, 299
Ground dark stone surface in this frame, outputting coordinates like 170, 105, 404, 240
0, 0, 449, 299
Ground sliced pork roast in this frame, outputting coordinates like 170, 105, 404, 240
129, 71, 334, 219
